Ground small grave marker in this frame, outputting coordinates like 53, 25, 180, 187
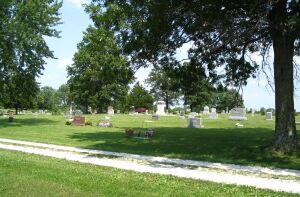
8, 111, 13, 122
187, 118, 203, 128
228, 108, 247, 121
188, 112, 198, 118
152, 114, 160, 120
203, 106, 210, 115
209, 108, 218, 119
266, 112, 273, 120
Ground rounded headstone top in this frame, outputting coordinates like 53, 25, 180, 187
156, 101, 166, 105
75, 110, 83, 116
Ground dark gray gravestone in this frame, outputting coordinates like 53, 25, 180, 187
187, 118, 203, 128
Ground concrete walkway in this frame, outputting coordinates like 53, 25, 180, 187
0, 138, 299, 194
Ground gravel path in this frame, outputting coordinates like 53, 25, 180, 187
0, 138, 299, 194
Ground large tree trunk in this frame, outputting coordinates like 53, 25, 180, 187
165, 93, 169, 111
15, 105, 18, 115
270, 1, 298, 152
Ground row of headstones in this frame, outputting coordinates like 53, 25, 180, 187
187, 108, 273, 128
66, 109, 112, 127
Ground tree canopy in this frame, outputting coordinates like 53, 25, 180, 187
145, 67, 181, 110
0, 0, 62, 112
67, 26, 134, 113
90, 0, 300, 152
127, 82, 154, 110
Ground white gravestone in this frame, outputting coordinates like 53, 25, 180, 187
187, 118, 203, 128
203, 106, 210, 115
179, 111, 185, 119
251, 109, 255, 117
266, 112, 273, 120
129, 106, 135, 115
228, 108, 247, 121
209, 108, 218, 119
107, 106, 114, 115
188, 112, 198, 118
156, 101, 166, 115
66, 106, 73, 120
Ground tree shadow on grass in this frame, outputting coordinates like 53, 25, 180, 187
68, 127, 300, 170
0, 117, 59, 128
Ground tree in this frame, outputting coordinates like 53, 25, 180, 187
145, 68, 181, 110
91, 1, 300, 152
67, 26, 134, 113
2, 72, 39, 114
211, 88, 244, 112
170, 62, 215, 112
36, 86, 57, 111
127, 82, 154, 110
0, 0, 62, 111
55, 84, 70, 108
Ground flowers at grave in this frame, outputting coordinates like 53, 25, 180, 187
125, 128, 134, 137
145, 128, 154, 138
98, 120, 111, 127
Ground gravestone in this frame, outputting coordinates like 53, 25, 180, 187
228, 108, 247, 120
209, 108, 218, 119
187, 118, 203, 128
188, 112, 198, 118
8, 111, 13, 122
72, 110, 85, 126
179, 110, 185, 119
266, 112, 273, 120
98, 117, 111, 127
156, 101, 166, 115
152, 114, 160, 120
66, 111, 73, 120
66, 105, 73, 120
88, 106, 93, 114
251, 109, 255, 117
107, 106, 114, 115
203, 106, 210, 115
129, 106, 135, 115
184, 105, 191, 113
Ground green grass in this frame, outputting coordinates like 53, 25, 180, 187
0, 149, 297, 197
0, 114, 299, 170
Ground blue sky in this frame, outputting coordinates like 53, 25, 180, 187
38, 0, 300, 111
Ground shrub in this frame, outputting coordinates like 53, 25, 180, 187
260, 107, 266, 116
85, 121, 93, 126
65, 121, 72, 125
51, 108, 62, 115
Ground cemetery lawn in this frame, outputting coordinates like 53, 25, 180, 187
0, 114, 299, 170
0, 149, 297, 197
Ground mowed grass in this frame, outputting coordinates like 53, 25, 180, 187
0, 149, 297, 197
0, 114, 299, 170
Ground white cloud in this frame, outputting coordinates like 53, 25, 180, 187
65, 0, 88, 9
56, 57, 73, 70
